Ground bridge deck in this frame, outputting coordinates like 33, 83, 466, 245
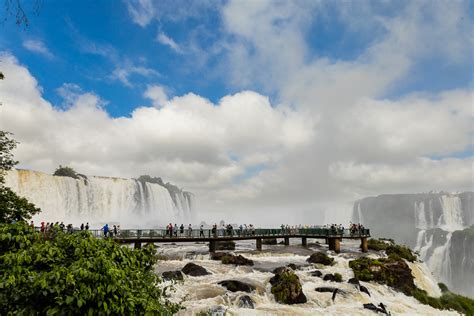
90, 228, 370, 243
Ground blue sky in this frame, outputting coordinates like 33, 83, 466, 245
1, 1, 471, 117
0, 0, 472, 222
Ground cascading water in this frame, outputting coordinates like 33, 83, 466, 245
4, 169, 193, 228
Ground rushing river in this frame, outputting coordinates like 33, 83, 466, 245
154, 239, 457, 315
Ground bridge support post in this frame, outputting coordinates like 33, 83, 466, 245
325, 238, 329, 244
361, 237, 368, 253
302, 237, 307, 247
256, 238, 262, 251
284, 237, 290, 246
134, 241, 142, 249
209, 240, 216, 253
328, 238, 340, 253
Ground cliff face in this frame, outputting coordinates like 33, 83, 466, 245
352, 192, 474, 298
450, 226, 474, 298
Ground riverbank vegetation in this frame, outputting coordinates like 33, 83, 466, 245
350, 242, 474, 315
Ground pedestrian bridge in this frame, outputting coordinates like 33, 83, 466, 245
92, 228, 371, 253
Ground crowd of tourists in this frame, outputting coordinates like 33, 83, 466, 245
30, 221, 366, 239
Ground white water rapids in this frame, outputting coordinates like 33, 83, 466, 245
155, 240, 457, 315
4, 169, 193, 228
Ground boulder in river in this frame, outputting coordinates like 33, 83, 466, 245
216, 241, 236, 250
307, 252, 334, 265
323, 273, 343, 282
348, 277, 360, 286
218, 280, 255, 293
221, 254, 254, 266
238, 295, 255, 309
210, 252, 228, 261
181, 263, 211, 276
161, 270, 184, 281
310, 270, 323, 277
270, 267, 307, 304
315, 286, 339, 293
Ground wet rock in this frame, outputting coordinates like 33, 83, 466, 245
161, 270, 183, 281
238, 295, 255, 309
286, 263, 299, 270
310, 270, 323, 277
363, 303, 388, 314
262, 238, 277, 245
307, 252, 334, 265
273, 264, 299, 274
315, 286, 338, 293
323, 273, 342, 282
359, 285, 371, 297
216, 241, 235, 250
270, 267, 307, 304
218, 280, 255, 293
181, 262, 211, 276
348, 277, 360, 286
209, 305, 227, 316
221, 254, 254, 266
210, 252, 228, 261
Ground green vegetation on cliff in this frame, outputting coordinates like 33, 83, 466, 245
349, 257, 416, 294
367, 238, 417, 262
350, 255, 474, 315
53, 165, 81, 179
412, 284, 474, 316
0, 223, 180, 315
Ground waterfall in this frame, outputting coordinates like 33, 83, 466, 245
415, 201, 427, 229
426, 233, 453, 285
438, 195, 464, 231
4, 169, 193, 228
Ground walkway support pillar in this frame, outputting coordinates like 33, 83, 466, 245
302, 237, 307, 247
284, 237, 290, 246
209, 240, 216, 253
256, 238, 262, 251
334, 238, 340, 253
361, 237, 368, 253
134, 241, 142, 249
328, 238, 341, 253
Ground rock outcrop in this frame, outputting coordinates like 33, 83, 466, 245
221, 254, 254, 266
307, 252, 334, 265
181, 263, 211, 276
270, 267, 307, 304
218, 280, 255, 293
161, 270, 184, 281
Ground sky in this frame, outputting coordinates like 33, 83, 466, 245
0, 0, 472, 224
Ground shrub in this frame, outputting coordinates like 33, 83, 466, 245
53, 165, 80, 179
386, 244, 417, 262
412, 287, 474, 315
0, 223, 180, 315
367, 238, 391, 251
334, 273, 343, 282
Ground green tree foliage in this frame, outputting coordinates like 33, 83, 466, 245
0, 131, 40, 223
0, 223, 180, 315
0, 131, 18, 184
53, 165, 80, 179
0, 186, 40, 223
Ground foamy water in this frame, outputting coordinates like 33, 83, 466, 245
154, 240, 459, 315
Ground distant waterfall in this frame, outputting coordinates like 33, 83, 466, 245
4, 169, 193, 228
414, 195, 465, 288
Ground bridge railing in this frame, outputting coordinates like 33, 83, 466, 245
87, 227, 370, 239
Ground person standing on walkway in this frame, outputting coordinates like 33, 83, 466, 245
187, 224, 192, 237
200, 225, 204, 237
102, 224, 109, 237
